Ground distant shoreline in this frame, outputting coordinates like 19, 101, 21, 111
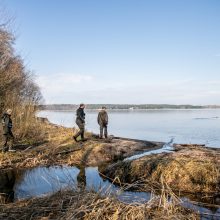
39, 104, 220, 111
39, 108, 220, 112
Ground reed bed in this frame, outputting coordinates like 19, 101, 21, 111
0, 187, 198, 220
103, 145, 220, 194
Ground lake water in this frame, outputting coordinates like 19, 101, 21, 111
38, 109, 220, 148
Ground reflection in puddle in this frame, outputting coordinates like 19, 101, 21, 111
124, 138, 174, 161
1, 166, 219, 219
13, 166, 151, 204
14, 166, 79, 200
0, 169, 15, 203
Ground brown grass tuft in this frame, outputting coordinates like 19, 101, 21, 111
0, 189, 198, 220
103, 146, 220, 194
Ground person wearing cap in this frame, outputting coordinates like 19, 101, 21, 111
73, 103, 86, 142
97, 106, 108, 139
1, 109, 15, 152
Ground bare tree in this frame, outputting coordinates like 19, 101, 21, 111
0, 13, 43, 139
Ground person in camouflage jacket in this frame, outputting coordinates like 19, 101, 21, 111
1, 109, 15, 152
73, 104, 86, 142
97, 106, 108, 138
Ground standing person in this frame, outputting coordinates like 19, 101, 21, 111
97, 106, 108, 139
1, 109, 15, 153
73, 103, 86, 142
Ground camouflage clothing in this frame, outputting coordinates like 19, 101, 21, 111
74, 107, 86, 141
76, 108, 85, 123
97, 110, 108, 138
2, 113, 13, 135
97, 110, 108, 126
1, 113, 14, 152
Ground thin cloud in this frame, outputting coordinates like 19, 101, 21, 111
37, 73, 93, 91
36, 73, 93, 104
36, 74, 220, 105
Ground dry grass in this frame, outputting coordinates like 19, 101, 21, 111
0, 122, 161, 170
0, 122, 77, 169
0, 121, 123, 169
0, 120, 95, 169
0, 188, 198, 220
103, 146, 220, 194
153, 155, 220, 193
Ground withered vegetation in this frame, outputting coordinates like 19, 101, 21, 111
102, 145, 220, 194
0, 188, 198, 220
0, 18, 43, 143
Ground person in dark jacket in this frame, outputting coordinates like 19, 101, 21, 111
97, 106, 108, 138
73, 103, 86, 142
1, 109, 15, 153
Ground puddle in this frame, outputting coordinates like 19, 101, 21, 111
124, 138, 174, 161
6, 166, 151, 204
14, 166, 79, 199
0, 166, 219, 219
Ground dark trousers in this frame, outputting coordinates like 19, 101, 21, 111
77, 167, 86, 188
74, 119, 85, 140
100, 125, 108, 138
3, 131, 14, 152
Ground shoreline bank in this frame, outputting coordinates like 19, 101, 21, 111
0, 119, 219, 219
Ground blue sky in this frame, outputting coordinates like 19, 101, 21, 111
3, 0, 220, 104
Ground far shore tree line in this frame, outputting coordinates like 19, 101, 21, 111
39, 104, 220, 111
0, 17, 43, 141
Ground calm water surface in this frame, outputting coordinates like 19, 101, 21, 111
38, 109, 220, 148
13, 166, 151, 203
7, 166, 218, 218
